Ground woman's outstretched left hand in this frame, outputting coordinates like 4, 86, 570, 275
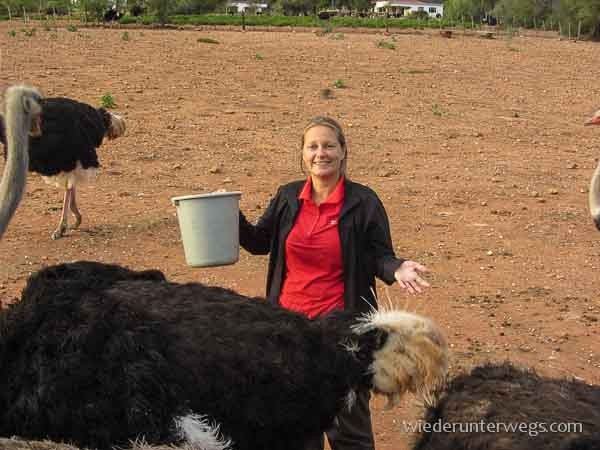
394, 261, 430, 295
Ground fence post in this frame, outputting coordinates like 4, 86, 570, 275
577, 21, 581, 40
7, 4, 11, 22
568, 22, 571, 40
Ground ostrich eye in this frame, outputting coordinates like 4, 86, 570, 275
375, 329, 389, 350
22, 97, 32, 112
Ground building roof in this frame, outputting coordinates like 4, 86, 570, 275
375, 0, 443, 6
228, 1, 269, 6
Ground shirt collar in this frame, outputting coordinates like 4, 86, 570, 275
299, 176, 345, 205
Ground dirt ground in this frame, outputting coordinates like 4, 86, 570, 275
1, 21, 599, 450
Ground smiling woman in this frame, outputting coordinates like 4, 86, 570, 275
301, 117, 347, 194
238, 115, 433, 450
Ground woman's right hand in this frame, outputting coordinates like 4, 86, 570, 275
394, 261, 430, 295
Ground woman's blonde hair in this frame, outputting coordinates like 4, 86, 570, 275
300, 116, 348, 175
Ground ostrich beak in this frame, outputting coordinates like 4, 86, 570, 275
29, 114, 42, 137
585, 113, 600, 126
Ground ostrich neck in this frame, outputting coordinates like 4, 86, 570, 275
590, 162, 600, 220
0, 103, 29, 239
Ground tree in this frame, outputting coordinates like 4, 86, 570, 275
175, 0, 228, 14
493, 0, 552, 25
79, 0, 108, 21
558, 0, 600, 37
148, 0, 173, 24
273, 0, 317, 15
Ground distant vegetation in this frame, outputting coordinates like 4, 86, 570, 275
118, 14, 460, 29
1, 0, 598, 39
445, 0, 600, 38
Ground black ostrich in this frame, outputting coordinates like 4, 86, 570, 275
0, 96, 126, 239
412, 363, 600, 450
0, 265, 448, 450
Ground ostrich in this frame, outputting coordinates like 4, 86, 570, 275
411, 363, 600, 450
585, 109, 600, 230
0, 265, 449, 450
0, 96, 126, 240
5, 269, 449, 450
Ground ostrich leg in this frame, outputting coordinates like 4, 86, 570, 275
52, 187, 73, 239
70, 186, 82, 229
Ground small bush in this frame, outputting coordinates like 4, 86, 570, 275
333, 79, 346, 89
197, 37, 219, 44
376, 40, 395, 49
22, 27, 36, 37
432, 104, 444, 117
100, 93, 116, 109
66, 24, 77, 32
122, 31, 130, 41
255, 53, 264, 60
7, 30, 16, 37
405, 68, 432, 74
410, 10, 430, 20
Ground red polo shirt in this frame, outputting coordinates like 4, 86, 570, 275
279, 177, 345, 319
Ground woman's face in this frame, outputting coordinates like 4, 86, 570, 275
302, 125, 345, 181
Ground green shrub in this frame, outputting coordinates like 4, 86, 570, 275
197, 37, 219, 44
100, 93, 116, 109
333, 79, 346, 89
376, 39, 395, 49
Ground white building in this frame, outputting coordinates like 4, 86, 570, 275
227, 2, 269, 13
374, 0, 444, 18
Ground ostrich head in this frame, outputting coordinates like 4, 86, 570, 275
0, 85, 43, 239
100, 108, 126, 140
585, 109, 600, 127
352, 308, 448, 408
585, 109, 600, 230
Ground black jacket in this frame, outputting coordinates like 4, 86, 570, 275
239, 178, 405, 314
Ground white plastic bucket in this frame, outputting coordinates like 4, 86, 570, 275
171, 191, 242, 267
